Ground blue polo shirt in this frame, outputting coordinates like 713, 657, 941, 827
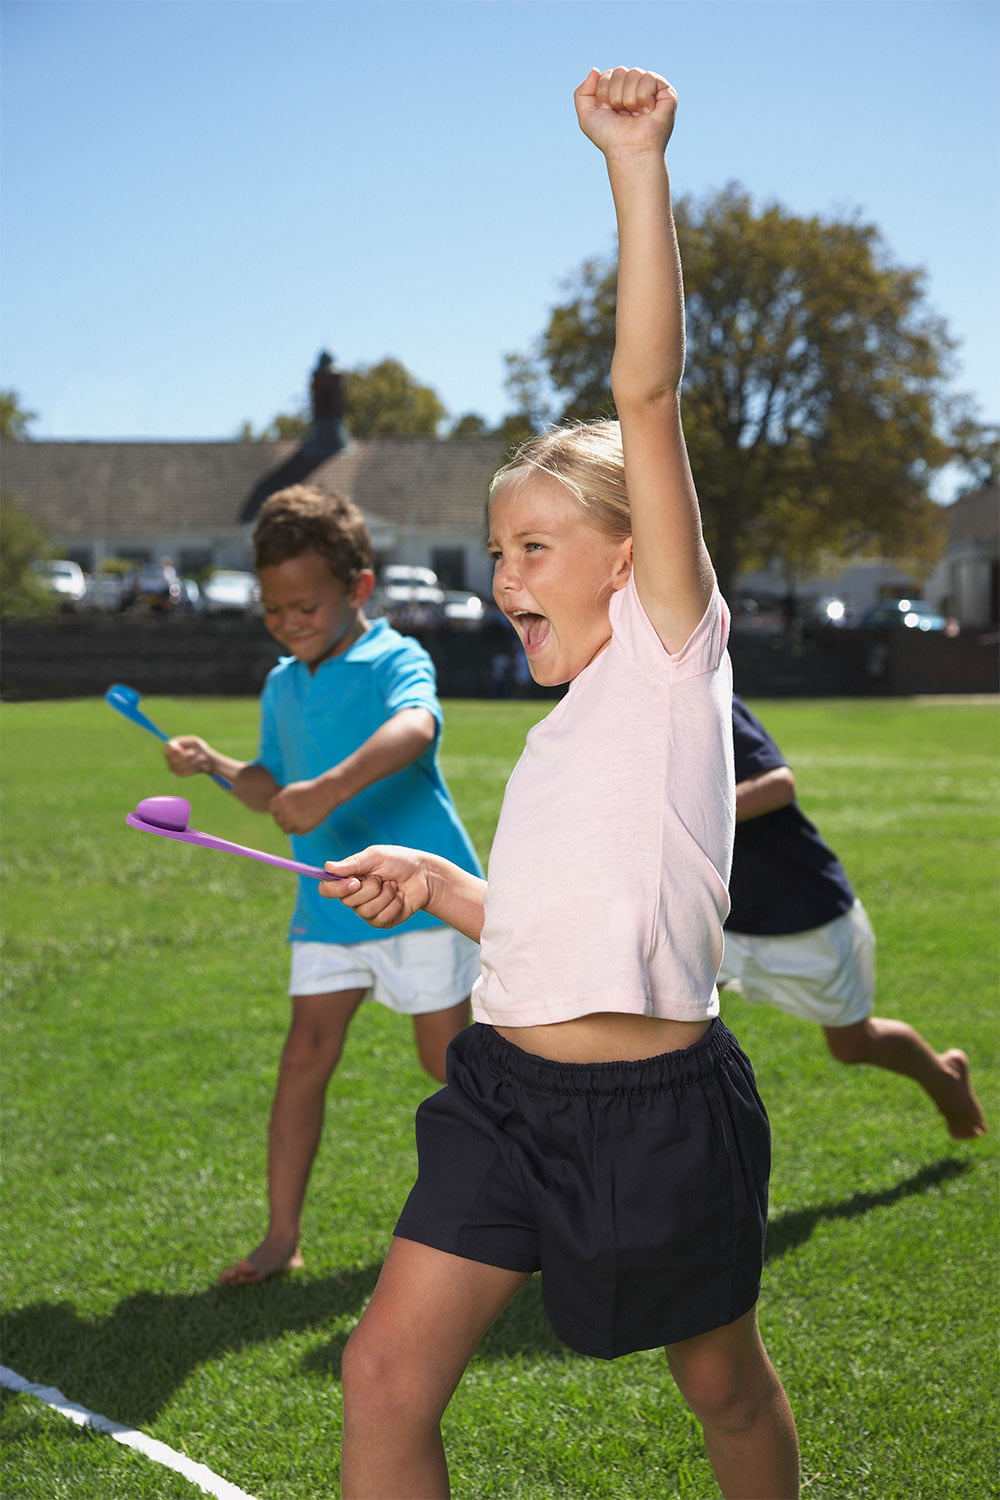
254, 620, 482, 944
727, 696, 855, 936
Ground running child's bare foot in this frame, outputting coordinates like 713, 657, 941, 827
937, 1050, 987, 1139
219, 1238, 305, 1286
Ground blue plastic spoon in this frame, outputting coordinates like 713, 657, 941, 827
105, 684, 232, 790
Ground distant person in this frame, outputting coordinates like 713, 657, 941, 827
511, 647, 533, 697
721, 696, 986, 1139
489, 647, 512, 698
164, 484, 481, 1285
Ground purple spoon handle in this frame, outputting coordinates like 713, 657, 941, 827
125, 813, 340, 881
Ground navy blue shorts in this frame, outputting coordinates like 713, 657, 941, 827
394, 1019, 770, 1359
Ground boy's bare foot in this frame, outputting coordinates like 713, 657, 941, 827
219, 1240, 305, 1286
938, 1050, 987, 1139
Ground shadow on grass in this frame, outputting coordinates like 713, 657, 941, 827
764, 1155, 971, 1261
0, 1263, 381, 1429
2, 1156, 974, 1427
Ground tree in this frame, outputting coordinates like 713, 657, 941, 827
234, 412, 310, 442
343, 358, 446, 438
448, 412, 489, 438
950, 417, 999, 491
238, 358, 447, 441
1, 390, 37, 442
0, 497, 57, 617
507, 184, 965, 597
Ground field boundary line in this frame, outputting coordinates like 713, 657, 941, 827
1, 1364, 259, 1500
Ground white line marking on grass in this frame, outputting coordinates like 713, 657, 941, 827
1, 1365, 260, 1500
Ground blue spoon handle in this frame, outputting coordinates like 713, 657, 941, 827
106, 690, 233, 789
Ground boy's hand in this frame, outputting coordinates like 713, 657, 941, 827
319, 846, 431, 929
269, 778, 339, 835
164, 735, 214, 778
574, 66, 676, 155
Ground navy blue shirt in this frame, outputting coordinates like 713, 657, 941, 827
727, 697, 855, 935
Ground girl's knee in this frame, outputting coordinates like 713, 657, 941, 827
342, 1324, 395, 1422
342, 1323, 433, 1428
668, 1315, 777, 1431
674, 1364, 756, 1431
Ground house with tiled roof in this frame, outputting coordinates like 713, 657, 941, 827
924, 482, 999, 631
2, 357, 507, 596
3, 354, 996, 633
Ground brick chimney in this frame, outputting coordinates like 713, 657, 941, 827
307, 350, 346, 450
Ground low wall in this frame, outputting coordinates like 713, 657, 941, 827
1, 613, 997, 702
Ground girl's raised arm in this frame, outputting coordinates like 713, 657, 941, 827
575, 66, 713, 653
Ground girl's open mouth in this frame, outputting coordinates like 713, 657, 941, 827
512, 612, 550, 652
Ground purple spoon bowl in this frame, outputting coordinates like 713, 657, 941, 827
126, 795, 340, 881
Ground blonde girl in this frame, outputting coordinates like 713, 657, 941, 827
321, 66, 800, 1500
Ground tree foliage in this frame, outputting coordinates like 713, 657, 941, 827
239, 357, 447, 441
343, 358, 446, 438
1, 390, 37, 442
235, 413, 310, 442
507, 184, 968, 595
0, 497, 58, 617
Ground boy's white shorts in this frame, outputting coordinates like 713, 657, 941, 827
717, 898, 875, 1029
289, 927, 480, 1015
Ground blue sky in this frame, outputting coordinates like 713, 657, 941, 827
2, 0, 997, 495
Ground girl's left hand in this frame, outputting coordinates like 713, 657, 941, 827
574, 66, 676, 153
319, 845, 432, 929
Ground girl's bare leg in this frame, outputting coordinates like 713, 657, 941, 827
411, 999, 470, 1083
667, 1307, 800, 1500
220, 988, 366, 1285
341, 1237, 530, 1498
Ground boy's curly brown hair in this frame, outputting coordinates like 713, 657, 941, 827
253, 485, 373, 586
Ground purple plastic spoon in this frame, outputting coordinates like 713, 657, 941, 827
125, 796, 340, 881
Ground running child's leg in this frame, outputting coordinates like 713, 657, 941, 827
219, 987, 366, 1286
341, 1236, 530, 1499
411, 999, 471, 1083
666, 1306, 800, 1500
822, 1020, 986, 1139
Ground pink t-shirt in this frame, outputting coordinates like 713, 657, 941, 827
471, 576, 734, 1026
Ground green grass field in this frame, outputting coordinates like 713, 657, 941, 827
2, 695, 997, 1499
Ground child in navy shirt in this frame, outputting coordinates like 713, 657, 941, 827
720, 697, 985, 1139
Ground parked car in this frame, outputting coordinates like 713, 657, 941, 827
442, 590, 486, 629
201, 569, 261, 615
131, 561, 182, 613
730, 594, 785, 637
801, 595, 855, 637
379, 564, 439, 591
31, 558, 86, 608
373, 564, 445, 629
79, 571, 127, 612
177, 577, 204, 613
857, 598, 960, 636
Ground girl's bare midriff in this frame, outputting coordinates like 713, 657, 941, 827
493, 1012, 711, 1064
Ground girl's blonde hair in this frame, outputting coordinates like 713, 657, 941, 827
489, 421, 631, 541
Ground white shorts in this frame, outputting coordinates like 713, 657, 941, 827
289, 927, 480, 1016
718, 898, 875, 1029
